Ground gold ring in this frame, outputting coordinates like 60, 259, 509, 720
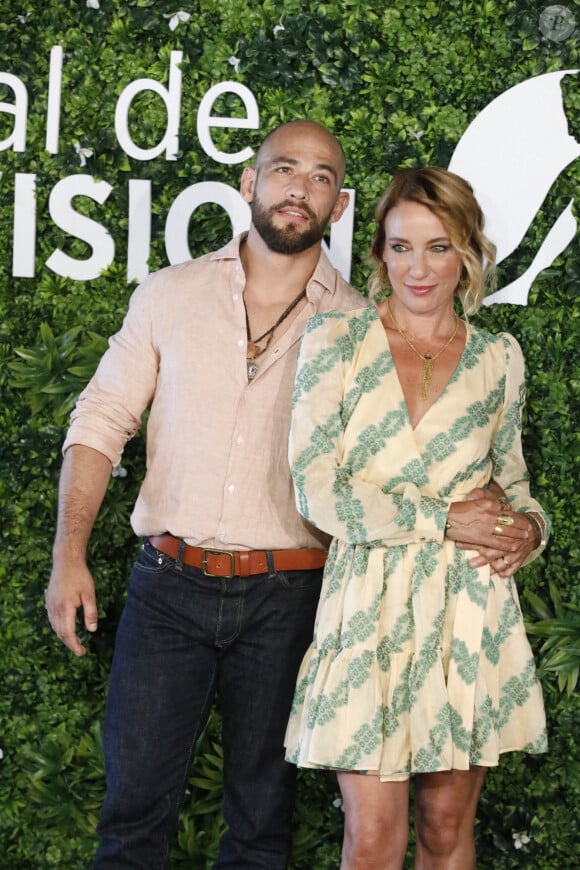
494, 524, 503, 535
497, 514, 514, 526
498, 497, 509, 509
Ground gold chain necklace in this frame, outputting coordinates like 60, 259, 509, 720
245, 287, 307, 380
386, 297, 459, 400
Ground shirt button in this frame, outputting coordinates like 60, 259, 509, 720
228, 484, 235, 494
236, 435, 243, 445
237, 338, 244, 348
218, 532, 226, 542
232, 293, 239, 301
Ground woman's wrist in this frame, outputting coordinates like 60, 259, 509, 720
524, 512, 547, 548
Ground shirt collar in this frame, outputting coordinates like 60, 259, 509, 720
209, 233, 339, 302
208, 232, 248, 264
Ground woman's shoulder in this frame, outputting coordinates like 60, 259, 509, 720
305, 304, 378, 339
298, 305, 379, 371
466, 321, 523, 358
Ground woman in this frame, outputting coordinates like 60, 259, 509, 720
285, 167, 549, 869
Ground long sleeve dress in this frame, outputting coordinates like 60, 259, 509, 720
284, 305, 549, 781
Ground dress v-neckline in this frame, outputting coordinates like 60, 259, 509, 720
373, 307, 470, 432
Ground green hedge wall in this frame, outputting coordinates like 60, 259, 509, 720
1, 1, 578, 867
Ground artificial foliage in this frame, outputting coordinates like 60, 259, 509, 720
1, 1, 578, 867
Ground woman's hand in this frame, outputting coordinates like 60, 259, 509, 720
445, 494, 533, 572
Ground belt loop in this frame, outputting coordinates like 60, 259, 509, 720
238, 550, 250, 578
175, 538, 186, 572
266, 550, 276, 577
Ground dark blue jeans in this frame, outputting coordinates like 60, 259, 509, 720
93, 541, 322, 869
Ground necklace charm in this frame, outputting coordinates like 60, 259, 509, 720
386, 297, 459, 400
247, 341, 261, 360
421, 354, 433, 400
244, 286, 307, 381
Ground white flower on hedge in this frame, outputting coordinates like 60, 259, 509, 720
86, 0, 100, 9
408, 129, 425, 141
74, 142, 93, 167
273, 18, 285, 35
112, 465, 128, 479
332, 797, 344, 813
229, 55, 241, 73
164, 11, 190, 31
512, 831, 530, 850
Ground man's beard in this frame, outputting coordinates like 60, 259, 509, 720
250, 196, 332, 255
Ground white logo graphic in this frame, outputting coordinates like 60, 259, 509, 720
449, 70, 579, 305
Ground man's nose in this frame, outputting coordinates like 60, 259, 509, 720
285, 174, 308, 199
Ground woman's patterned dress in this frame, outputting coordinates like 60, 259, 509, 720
285, 305, 548, 781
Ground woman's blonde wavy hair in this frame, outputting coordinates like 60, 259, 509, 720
368, 167, 496, 316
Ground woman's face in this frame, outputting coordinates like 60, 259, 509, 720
382, 200, 463, 316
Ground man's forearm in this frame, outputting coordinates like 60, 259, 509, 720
53, 444, 113, 559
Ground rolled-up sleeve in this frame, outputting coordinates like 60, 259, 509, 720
63, 278, 159, 467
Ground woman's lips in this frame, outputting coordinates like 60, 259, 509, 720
406, 284, 437, 295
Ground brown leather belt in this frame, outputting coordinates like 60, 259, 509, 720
148, 534, 327, 578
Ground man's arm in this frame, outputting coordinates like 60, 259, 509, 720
46, 445, 113, 656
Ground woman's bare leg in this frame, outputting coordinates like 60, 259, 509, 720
337, 771, 410, 869
414, 766, 487, 870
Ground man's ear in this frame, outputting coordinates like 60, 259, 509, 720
328, 190, 350, 224
240, 166, 256, 203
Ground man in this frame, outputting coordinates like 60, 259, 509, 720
46, 120, 366, 868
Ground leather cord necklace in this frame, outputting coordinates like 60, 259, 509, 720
245, 287, 307, 380
387, 297, 459, 399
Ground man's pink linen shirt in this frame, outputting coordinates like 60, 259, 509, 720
64, 234, 366, 551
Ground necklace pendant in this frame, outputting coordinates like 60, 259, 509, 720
247, 359, 259, 380
421, 356, 433, 399
247, 341, 261, 360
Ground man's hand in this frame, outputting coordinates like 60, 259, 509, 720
47, 445, 112, 656
45, 557, 98, 656
449, 484, 536, 576
459, 541, 534, 578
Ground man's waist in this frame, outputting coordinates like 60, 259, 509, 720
148, 534, 327, 578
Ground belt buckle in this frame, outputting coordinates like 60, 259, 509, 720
201, 548, 235, 578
